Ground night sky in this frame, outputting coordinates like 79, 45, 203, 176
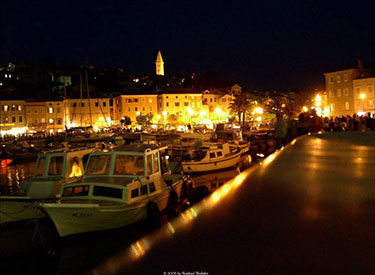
2, 0, 375, 91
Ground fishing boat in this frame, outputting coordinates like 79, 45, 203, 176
215, 127, 250, 155
0, 147, 94, 225
181, 143, 241, 173
39, 143, 189, 237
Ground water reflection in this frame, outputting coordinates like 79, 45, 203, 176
1, 146, 276, 275
0, 159, 35, 194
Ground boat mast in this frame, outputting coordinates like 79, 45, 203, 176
64, 77, 68, 132
79, 74, 83, 127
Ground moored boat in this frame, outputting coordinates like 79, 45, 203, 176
0, 147, 94, 225
181, 143, 241, 173
38, 143, 189, 237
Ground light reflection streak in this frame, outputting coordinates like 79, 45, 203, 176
93, 167, 253, 274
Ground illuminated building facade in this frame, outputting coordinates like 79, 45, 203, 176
113, 94, 159, 122
64, 98, 111, 128
25, 101, 47, 133
202, 90, 234, 121
45, 101, 65, 134
324, 63, 375, 116
0, 100, 26, 135
158, 92, 203, 123
353, 78, 375, 114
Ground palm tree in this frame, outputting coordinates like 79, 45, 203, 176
229, 93, 252, 127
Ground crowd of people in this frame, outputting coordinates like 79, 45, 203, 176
274, 111, 375, 149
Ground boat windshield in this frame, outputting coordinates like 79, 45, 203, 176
114, 155, 144, 176
86, 155, 112, 175
192, 151, 207, 161
35, 156, 46, 176
48, 156, 64, 176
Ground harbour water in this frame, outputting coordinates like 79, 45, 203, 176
0, 147, 275, 274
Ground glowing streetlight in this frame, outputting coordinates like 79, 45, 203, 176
162, 111, 167, 116
156, 114, 161, 120
187, 107, 195, 115
256, 116, 262, 122
302, 106, 308, 112
254, 107, 263, 114
200, 110, 207, 117
136, 111, 140, 116
215, 108, 223, 115
360, 93, 366, 100
281, 103, 286, 108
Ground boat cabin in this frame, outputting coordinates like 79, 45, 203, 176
60, 144, 179, 204
20, 147, 93, 198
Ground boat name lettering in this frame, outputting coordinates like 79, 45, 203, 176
72, 213, 93, 218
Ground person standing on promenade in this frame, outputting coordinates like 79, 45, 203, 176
275, 114, 288, 149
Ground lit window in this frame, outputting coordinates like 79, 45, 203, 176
345, 102, 350, 110
11, 105, 16, 111
3, 105, 9, 111
3, 117, 8, 123
148, 99, 152, 103
18, 105, 22, 111
48, 107, 54, 113
49, 118, 54, 124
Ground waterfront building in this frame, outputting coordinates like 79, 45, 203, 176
158, 91, 203, 123
25, 101, 47, 133
155, 50, 164, 76
353, 78, 375, 114
0, 100, 26, 135
202, 90, 234, 121
324, 61, 375, 116
45, 101, 65, 134
113, 94, 159, 123
64, 98, 111, 129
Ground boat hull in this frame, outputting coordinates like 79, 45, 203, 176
40, 182, 183, 237
182, 152, 241, 173
0, 197, 46, 225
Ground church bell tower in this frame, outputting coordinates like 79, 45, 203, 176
155, 50, 164, 76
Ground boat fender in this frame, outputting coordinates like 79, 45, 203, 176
168, 190, 179, 206
146, 202, 160, 226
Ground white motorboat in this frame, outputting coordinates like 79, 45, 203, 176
215, 130, 250, 154
39, 143, 188, 237
181, 143, 241, 173
0, 147, 94, 225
